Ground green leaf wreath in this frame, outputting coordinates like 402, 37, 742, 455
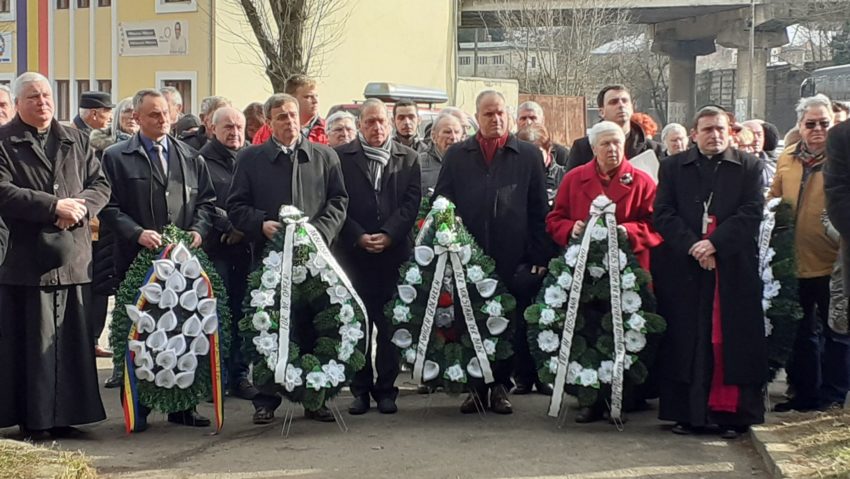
761, 199, 803, 378
387, 196, 516, 394
239, 206, 367, 412
109, 224, 231, 413
526, 205, 665, 409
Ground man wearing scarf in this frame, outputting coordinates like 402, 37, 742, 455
654, 106, 766, 439
334, 99, 421, 415
433, 90, 552, 414
771, 95, 847, 413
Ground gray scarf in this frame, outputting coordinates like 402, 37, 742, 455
358, 132, 392, 192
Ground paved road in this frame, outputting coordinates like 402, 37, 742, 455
1, 361, 769, 479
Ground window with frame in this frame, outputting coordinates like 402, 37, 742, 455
162, 79, 192, 114
97, 79, 112, 94
76, 80, 90, 107
459, 56, 471, 66
477, 56, 489, 65
57, 0, 69, 8
78, 0, 90, 7
97, 0, 111, 6
0, 0, 10, 13
492, 55, 504, 65
56, 80, 70, 121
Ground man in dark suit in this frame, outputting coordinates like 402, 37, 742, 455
433, 90, 552, 414
335, 99, 421, 415
826, 113, 850, 329
565, 85, 663, 172
100, 88, 217, 431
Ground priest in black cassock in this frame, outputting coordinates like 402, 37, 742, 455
0, 72, 110, 439
653, 106, 767, 439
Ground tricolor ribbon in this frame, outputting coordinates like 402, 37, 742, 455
548, 196, 626, 422
273, 211, 369, 386
412, 242, 495, 385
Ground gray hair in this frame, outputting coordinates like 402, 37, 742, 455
326, 110, 356, 129
12, 72, 50, 101
160, 86, 183, 106
199, 95, 231, 119
430, 112, 462, 138
517, 101, 544, 119
132, 88, 164, 111
360, 98, 387, 116
113, 96, 135, 138
475, 89, 506, 113
263, 93, 298, 119
211, 106, 245, 126
588, 121, 626, 147
660, 122, 687, 142
0, 84, 11, 101
796, 94, 834, 123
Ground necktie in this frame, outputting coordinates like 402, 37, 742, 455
152, 142, 168, 179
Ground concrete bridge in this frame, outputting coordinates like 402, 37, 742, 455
460, 0, 842, 123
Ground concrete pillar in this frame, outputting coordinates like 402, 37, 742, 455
734, 46, 768, 121
668, 55, 697, 125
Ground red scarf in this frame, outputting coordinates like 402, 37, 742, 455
595, 161, 624, 187
477, 131, 509, 165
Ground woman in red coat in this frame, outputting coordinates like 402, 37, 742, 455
546, 121, 662, 270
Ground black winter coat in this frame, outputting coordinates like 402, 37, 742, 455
433, 135, 551, 283
227, 138, 348, 252
100, 133, 216, 278
653, 146, 767, 385
565, 121, 663, 172
0, 116, 111, 286
334, 139, 421, 296
826, 120, 850, 294
199, 138, 249, 259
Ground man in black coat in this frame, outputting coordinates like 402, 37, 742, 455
433, 90, 552, 414
0, 73, 111, 439
826, 118, 850, 298
199, 106, 258, 401
227, 93, 348, 424
336, 99, 421, 415
517, 100, 570, 168
101, 88, 217, 431
565, 85, 663, 172
653, 106, 766, 439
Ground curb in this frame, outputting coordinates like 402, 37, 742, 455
749, 422, 818, 478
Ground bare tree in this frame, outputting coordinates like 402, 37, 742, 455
218, 0, 352, 92
492, 0, 633, 98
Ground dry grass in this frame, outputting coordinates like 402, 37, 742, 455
766, 409, 850, 478
0, 439, 97, 479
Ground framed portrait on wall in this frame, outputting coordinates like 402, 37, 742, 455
156, 0, 197, 14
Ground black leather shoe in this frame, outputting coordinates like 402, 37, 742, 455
575, 405, 603, 423
19, 427, 51, 441
49, 426, 84, 438
490, 385, 513, 414
377, 397, 398, 414
773, 400, 815, 413
720, 427, 742, 439
671, 422, 693, 435
167, 409, 211, 427
534, 382, 554, 396
460, 391, 486, 414
104, 373, 123, 389
348, 395, 370, 415
304, 406, 336, 422
230, 378, 260, 400
513, 383, 532, 395
252, 406, 274, 424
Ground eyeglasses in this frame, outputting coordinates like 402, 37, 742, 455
804, 120, 830, 130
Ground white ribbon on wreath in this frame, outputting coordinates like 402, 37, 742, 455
549, 195, 627, 421
273, 210, 370, 386
412, 242, 495, 385
759, 198, 782, 337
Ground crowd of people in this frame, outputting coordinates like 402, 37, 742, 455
0, 69, 849, 444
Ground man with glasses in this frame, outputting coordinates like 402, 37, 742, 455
771, 94, 847, 413
326, 111, 357, 148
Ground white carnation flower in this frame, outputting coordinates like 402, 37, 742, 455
327, 285, 352, 305
598, 360, 614, 384
484, 300, 503, 317
590, 225, 608, 242
579, 368, 599, 387
445, 364, 465, 382
320, 268, 339, 285
547, 356, 559, 374
625, 330, 647, 353
252, 330, 278, 356
762, 298, 772, 312
466, 265, 485, 283
589, 266, 606, 279
435, 229, 457, 246
338, 341, 355, 362
322, 360, 346, 387
405, 266, 423, 285
339, 322, 364, 344
765, 247, 776, 263
283, 363, 303, 392
764, 316, 774, 337
761, 266, 774, 283
603, 250, 628, 271
621, 290, 643, 314
292, 265, 308, 284
306, 252, 329, 277
266, 351, 278, 371
262, 251, 282, 269
306, 371, 330, 391
557, 271, 573, 290
539, 307, 557, 327
432, 196, 451, 212
627, 313, 646, 332
544, 285, 567, 309
621, 272, 637, 290
293, 231, 311, 247
564, 245, 581, 267
338, 303, 355, 323
566, 361, 582, 384
250, 289, 275, 308
483, 339, 497, 356
624, 354, 635, 370
252, 311, 272, 332
261, 269, 281, 289
393, 304, 411, 323
764, 280, 781, 299
537, 330, 560, 353
403, 348, 417, 364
